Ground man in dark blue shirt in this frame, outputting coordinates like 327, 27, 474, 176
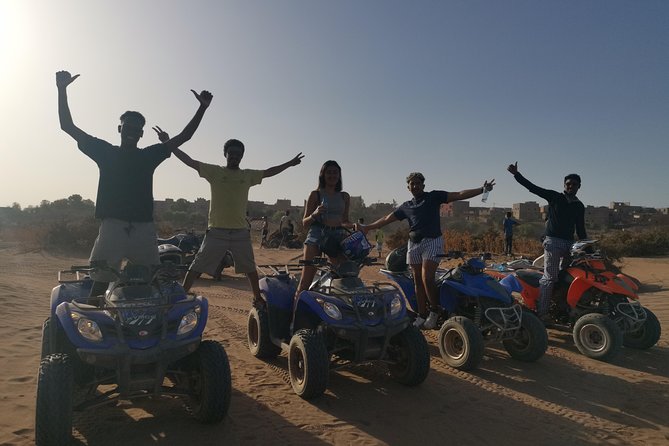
507, 162, 587, 320
359, 172, 494, 329
502, 212, 520, 256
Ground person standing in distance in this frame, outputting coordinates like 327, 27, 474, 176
56, 70, 212, 290
503, 212, 520, 256
507, 162, 586, 321
154, 127, 303, 305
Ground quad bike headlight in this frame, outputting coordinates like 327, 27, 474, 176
317, 298, 342, 320
390, 294, 403, 316
177, 306, 200, 336
71, 312, 103, 342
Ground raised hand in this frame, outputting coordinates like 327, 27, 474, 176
484, 179, 496, 191
507, 162, 518, 175
289, 152, 304, 167
191, 89, 213, 108
152, 126, 170, 143
56, 70, 80, 88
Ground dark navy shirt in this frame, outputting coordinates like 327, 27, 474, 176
503, 217, 518, 236
514, 173, 586, 241
78, 136, 171, 222
393, 190, 449, 238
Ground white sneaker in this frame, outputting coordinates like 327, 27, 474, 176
423, 311, 439, 330
413, 316, 426, 328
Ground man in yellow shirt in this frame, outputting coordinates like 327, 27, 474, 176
155, 128, 303, 302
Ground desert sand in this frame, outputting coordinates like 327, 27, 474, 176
0, 244, 667, 445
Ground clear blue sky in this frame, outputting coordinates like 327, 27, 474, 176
1, 0, 667, 210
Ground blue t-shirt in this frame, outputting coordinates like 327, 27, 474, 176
393, 190, 449, 238
503, 217, 518, 236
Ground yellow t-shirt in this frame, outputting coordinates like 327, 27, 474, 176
199, 163, 264, 229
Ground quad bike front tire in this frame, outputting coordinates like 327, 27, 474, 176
573, 313, 623, 361
388, 325, 430, 386
438, 316, 485, 371
268, 238, 281, 249
186, 340, 232, 423
288, 329, 329, 399
503, 311, 548, 362
40, 318, 54, 358
35, 353, 73, 446
248, 305, 281, 359
623, 307, 661, 350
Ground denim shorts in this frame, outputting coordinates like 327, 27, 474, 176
305, 224, 347, 252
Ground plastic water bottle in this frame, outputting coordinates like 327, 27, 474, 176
481, 186, 490, 203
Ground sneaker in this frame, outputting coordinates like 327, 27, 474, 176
423, 311, 439, 330
413, 316, 426, 328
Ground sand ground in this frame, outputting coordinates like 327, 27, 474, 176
0, 245, 667, 445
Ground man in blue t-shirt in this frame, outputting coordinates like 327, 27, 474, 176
56, 70, 212, 289
502, 212, 520, 256
359, 172, 495, 330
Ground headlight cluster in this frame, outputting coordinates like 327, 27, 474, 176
389, 294, 403, 316
317, 297, 343, 320
71, 312, 103, 342
177, 305, 201, 335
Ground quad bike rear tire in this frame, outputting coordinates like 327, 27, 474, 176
438, 316, 484, 371
388, 325, 430, 386
288, 329, 329, 399
35, 353, 73, 446
186, 340, 232, 423
623, 307, 661, 350
503, 311, 548, 362
573, 313, 622, 361
248, 305, 281, 359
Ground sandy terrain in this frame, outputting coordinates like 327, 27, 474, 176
0, 245, 667, 446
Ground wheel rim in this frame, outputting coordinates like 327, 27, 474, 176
443, 328, 465, 360
248, 316, 259, 348
289, 345, 306, 386
579, 323, 608, 353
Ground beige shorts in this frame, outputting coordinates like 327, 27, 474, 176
190, 228, 256, 275
90, 219, 160, 281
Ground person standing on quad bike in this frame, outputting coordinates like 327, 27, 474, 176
507, 162, 587, 322
294, 160, 355, 300
154, 128, 303, 304
358, 172, 495, 330
56, 70, 212, 292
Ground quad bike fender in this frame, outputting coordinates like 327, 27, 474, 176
439, 285, 459, 313
295, 291, 340, 323
566, 277, 603, 308
499, 274, 523, 294
50, 280, 93, 315
615, 274, 640, 296
259, 276, 296, 311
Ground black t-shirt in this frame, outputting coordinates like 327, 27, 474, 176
393, 190, 449, 238
78, 136, 171, 221
514, 173, 586, 241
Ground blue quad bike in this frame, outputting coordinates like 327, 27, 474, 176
36, 263, 231, 446
247, 231, 430, 399
379, 247, 548, 371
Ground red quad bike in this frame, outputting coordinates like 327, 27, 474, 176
493, 240, 661, 362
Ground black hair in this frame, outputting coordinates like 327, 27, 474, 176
564, 173, 581, 185
506, 211, 513, 218
119, 111, 146, 127
318, 160, 343, 192
224, 139, 245, 156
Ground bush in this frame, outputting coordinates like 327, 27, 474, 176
599, 227, 669, 258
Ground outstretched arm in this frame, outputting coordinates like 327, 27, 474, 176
153, 126, 200, 171
161, 90, 213, 151
357, 213, 398, 234
263, 153, 304, 178
447, 179, 495, 202
507, 162, 555, 201
56, 70, 89, 142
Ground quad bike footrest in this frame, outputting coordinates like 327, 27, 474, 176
483, 304, 522, 339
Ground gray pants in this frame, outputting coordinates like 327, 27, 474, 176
538, 236, 572, 316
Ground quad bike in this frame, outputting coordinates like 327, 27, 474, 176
36, 262, 232, 445
265, 229, 303, 249
158, 232, 233, 281
380, 247, 547, 371
492, 240, 660, 361
247, 231, 430, 399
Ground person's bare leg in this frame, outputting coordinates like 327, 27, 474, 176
410, 263, 428, 316
246, 270, 263, 306
295, 244, 320, 297
422, 259, 440, 309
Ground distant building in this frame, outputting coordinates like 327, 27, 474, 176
513, 201, 541, 222
585, 206, 611, 229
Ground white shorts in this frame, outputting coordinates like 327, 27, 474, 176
407, 236, 444, 265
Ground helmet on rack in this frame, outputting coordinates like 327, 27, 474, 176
385, 246, 408, 272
